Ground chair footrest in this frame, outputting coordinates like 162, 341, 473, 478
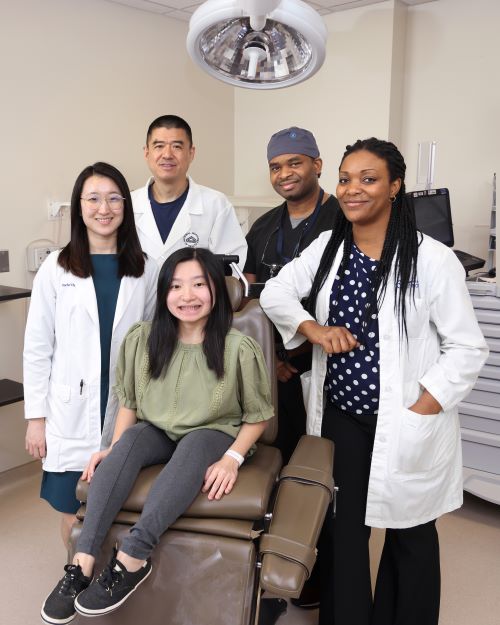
259, 534, 316, 577
259, 435, 334, 598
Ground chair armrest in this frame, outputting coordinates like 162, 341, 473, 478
259, 434, 334, 598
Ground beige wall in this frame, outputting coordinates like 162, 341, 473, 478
0, 0, 234, 384
2, 0, 500, 466
401, 0, 500, 256
233, 0, 500, 258
234, 1, 403, 200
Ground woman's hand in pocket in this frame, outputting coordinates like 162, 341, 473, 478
408, 389, 442, 415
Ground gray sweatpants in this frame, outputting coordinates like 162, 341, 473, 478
76, 422, 234, 560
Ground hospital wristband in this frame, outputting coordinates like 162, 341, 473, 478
224, 449, 244, 466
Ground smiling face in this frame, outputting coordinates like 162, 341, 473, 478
268, 153, 322, 202
144, 126, 195, 187
80, 175, 124, 251
166, 259, 214, 332
336, 150, 401, 230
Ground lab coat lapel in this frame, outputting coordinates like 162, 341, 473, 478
318, 242, 344, 325
136, 204, 164, 251
112, 276, 134, 331
78, 275, 99, 327
134, 179, 164, 252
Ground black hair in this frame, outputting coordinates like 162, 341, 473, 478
306, 137, 419, 338
146, 115, 193, 147
58, 162, 145, 278
148, 248, 233, 379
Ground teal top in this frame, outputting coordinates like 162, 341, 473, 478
114, 322, 274, 443
91, 254, 121, 426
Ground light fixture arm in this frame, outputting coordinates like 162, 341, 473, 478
240, 0, 281, 30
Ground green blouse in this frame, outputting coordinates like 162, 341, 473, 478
114, 323, 274, 442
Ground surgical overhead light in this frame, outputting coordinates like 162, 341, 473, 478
186, 0, 327, 89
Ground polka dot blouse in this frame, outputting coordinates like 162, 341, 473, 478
325, 243, 380, 415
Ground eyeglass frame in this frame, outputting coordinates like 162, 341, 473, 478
80, 194, 126, 211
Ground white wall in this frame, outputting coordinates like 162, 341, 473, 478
401, 0, 500, 256
0, 0, 234, 385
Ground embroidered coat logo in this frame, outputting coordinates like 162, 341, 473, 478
183, 232, 199, 247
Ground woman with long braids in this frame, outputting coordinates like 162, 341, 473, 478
261, 138, 487, 625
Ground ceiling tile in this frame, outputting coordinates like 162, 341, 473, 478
149, 0, 199, 9
103, 0, 436, 18
161, 8, 193, 19
105, 0, 168, 13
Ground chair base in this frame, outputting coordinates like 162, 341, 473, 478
69, 522, 258, 625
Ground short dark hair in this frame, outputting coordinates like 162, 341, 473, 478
58, 162, 145, 278
148, 248, 233, 379
146, 115, 193, 147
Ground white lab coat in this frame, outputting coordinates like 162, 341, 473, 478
23, 251, 158, 472
261, 231, 488, 528
132, 176, 247, 269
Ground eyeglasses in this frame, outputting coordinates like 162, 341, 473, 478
80, 194, 125, 210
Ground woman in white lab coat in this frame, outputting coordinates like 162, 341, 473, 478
24, 162, 158, 548
260, 138, 487, 625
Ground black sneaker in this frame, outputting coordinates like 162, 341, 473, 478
41, 564, 92, 624
74, 550, 152, 617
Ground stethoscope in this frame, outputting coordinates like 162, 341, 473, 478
260, 188, 325, 278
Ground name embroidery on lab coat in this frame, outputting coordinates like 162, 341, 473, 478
396, 279, 419, 289
184, 232, 199, 247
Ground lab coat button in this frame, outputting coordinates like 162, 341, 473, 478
383, 334, 391, 340
385, 386, 392, 392
379, 435, 386, 443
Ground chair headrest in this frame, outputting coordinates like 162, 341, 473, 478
225, 277, 243, 312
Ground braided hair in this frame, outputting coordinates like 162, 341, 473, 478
305, 137, 419, 338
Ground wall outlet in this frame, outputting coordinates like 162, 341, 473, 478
48, 201, 70, 220
26, 245, 59, 272
0, 249, 9, 272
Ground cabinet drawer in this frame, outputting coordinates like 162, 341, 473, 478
459, 400, 500, 420
484, 337, 500, 354
486, 351, 500, 365
467, 388, 500, 408
461, 428, 500, 475
460, 414, 500, 435
478, 365, 500, 381
479, 323, 500, 340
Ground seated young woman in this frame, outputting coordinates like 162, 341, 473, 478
41, 247, 274, 625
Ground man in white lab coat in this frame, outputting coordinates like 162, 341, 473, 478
132, 115, 247, 269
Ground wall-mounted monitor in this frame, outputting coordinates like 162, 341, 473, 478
407, 188, 454, 247
407, 187, 485, 274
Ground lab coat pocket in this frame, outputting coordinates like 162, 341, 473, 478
47, 382, 90, 439
300, 370, 312, 408
395, 407, 440, 474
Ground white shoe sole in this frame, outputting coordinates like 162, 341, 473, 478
74, 565, 152, 617
40, 605, 76, 625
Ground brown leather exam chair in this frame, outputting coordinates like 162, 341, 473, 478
70, 277, 334, 625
